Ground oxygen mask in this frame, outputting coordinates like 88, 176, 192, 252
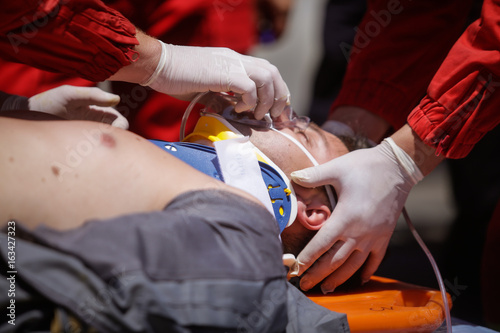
180, 91, 310, 140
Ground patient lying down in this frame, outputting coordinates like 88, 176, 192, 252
0, 103, 365, 332
0, 100, 370, 256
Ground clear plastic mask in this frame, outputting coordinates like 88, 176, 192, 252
180, 92, 310, 139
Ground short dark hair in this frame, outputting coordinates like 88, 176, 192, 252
336, 134, 373, 152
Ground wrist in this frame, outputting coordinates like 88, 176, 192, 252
390, 124, 445, 176
329, 105, 391, 143
141, 41, 167, 86
107, 30, 162, 84
383, 137, 423, 186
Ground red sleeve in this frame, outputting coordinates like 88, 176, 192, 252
108, 0, 256, 53
408, 0, 500, 159
0, 0, 139, 82
330, 0, 473, 130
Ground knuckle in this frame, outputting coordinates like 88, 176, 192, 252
257, 70, 273, 84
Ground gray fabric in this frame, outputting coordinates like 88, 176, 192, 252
285, 285, 349, 333
0, 190, 349, 332
30, 190, 284, 283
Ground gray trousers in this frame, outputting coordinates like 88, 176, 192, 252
0, 190, 348, 333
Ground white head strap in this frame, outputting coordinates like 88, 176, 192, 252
270, 127, 337, 211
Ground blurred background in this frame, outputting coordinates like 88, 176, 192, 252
252, 0, 328, 117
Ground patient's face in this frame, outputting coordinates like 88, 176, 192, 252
232, 117, 349, 255
247, 122, 348, 175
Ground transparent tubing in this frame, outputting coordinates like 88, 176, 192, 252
180, 92, 208, 141
402, 207, 452, 333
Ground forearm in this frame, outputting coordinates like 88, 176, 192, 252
106, 30, 161, 84
330, 0, 473, 131
390, 124, 445, 176
406, 0, 500, 159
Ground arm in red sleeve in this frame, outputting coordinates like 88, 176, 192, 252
408, 0, 500, 159
0, 0, 139, 82
330, 0, 474, 130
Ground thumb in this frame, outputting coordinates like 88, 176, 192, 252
83, 88, 121, 107
291, 160, 339, 188
85, 106, 129, 129
61, 86, 121, 107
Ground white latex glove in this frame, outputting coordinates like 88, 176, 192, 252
290, 138, 423, 293
28, 85, 128, 129
142, 41, 290, 120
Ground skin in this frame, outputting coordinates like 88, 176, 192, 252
392, 123, 445, 175
331, 106, 444, 174
106, 31, 160, 85
0, 117, 262, 230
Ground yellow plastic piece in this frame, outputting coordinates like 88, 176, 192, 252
307, 276, 452, 333
184, 116, 272, 164
183, 116, 241, 143
184, 115, 294, 206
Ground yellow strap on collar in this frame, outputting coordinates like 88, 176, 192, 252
183, 115, 241, 143
183, 115, 268, 164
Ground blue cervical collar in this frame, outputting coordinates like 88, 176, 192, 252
149, 140, 293, 233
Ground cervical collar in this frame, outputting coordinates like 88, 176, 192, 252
150, 114, 298, 233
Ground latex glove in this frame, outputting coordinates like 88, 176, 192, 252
28, 85, 128, 129
142, 41, 290, 120
290, 138, 423, 293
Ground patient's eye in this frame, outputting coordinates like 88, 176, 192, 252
295, 128, 309, 144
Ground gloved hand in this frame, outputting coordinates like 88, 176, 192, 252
290, 138, 423, 293
29, 85, 128, 129
142, 41, 290, 120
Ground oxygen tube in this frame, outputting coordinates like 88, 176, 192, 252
383, 137, 452, 333
180, 91, 207, 141
402, 208, 452, 333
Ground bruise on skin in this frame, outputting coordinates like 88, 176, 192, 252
52, 166, 60, 176
101, 133, 116, 148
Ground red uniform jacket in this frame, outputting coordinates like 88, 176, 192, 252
0, 0, 138, 82
332, 0, 500, 158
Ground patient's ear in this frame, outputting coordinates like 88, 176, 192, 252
296, 197, 331, 231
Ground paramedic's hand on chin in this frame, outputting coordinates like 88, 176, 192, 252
142, 41, 290, 120
290, 125, 443, 294
29, 85, 128, 129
